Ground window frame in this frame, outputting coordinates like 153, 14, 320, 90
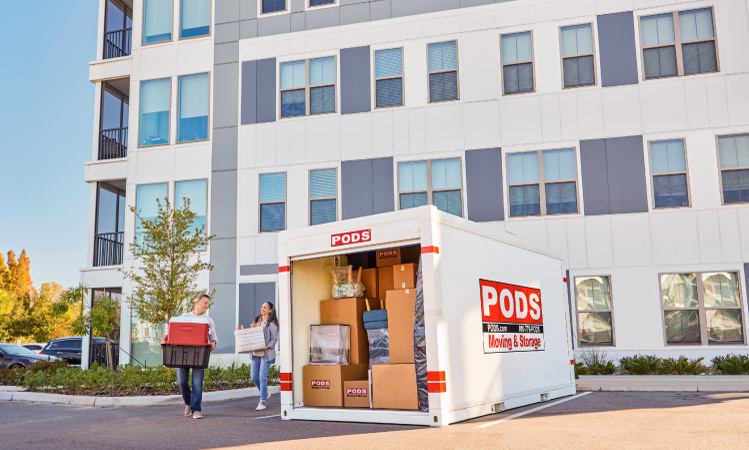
373, 46, 405, 109
137, 77, 172, 148
258, 172, 287, 233
716, 133, 749, 205
307, 0, 337, 9
574, 275, 616, 347
659, 271, 747, 346
176, 71, 211, 144
397, 157, 464, 217
259, 0, 288, 17
308, 168, 338, 226
174, 178, 209, 251
638, 7, 720, 81
500, 30, 536, 96
279, 56, 338, 119
179, 0, 212, 40
647, 138, 692, 209
558, 22, 598, 89
426, 40, 460, 104
505, 148, 581, 218
141, 0, 174, 46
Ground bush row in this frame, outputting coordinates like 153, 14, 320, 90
575, 352, 749, 376
0, 361, 281, 396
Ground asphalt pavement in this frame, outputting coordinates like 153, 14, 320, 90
2, 391, 748, 449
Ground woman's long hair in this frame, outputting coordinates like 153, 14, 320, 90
254, 301, 279, 328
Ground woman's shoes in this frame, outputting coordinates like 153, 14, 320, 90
255, 401, 267, 411
184, 405, 192, 417
193, 411, 204, 419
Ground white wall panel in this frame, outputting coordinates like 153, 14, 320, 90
500, 96, 543, 145
683, 78, 710, 129
286, 165, 309, 230
139, 46, 177, 80
540, 95, 562, 142
558, 92, 579, 141
725, 74, 749, 126
650, 211, 701, 265
714, 0, 749, 74
533, 23, 562, 95
696, 210, 723, 263
504, 219, 549, 250
134, 148, 174, 183
392, 109, 410, 156
238, 236, 257, 265
546, 219, 569, 262
553, 0, 596, 21
275, 121, 291, 166
403, 41, 428, 108
738, 209, 749, 259
640, 81, 688, 133
684, 131, 721, 209
610, 214, 652, 266
608, 267, 665, 350
566, 217, 588, 269
718, 209, 743, 262
177, 40, 214, 75
408, 108, 427, 154
255, 122, 277, 167
576, 89, 604, 139
602, 85, 642, 137
174, 144, 211, 181
425, 103, 465, 152
255, 234, 278, 264
237, 169, 257, 237
463, 101, 501, 150
458, 31, 501, 102
705, 77, 730, 127
289, 120, 306, 163
305, 116, 341, 162
371, 110, 395, 158
340, 114, 373, 161
495, 4, 535, 28
584, 216, 614, 268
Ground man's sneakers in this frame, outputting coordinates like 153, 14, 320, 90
255, 401, 267, 411
193, 411, 204, 419
184, 405, 192, 417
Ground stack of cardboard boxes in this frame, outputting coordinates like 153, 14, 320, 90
302, 247, 419, 410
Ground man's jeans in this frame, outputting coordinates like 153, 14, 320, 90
177, 367, 205, 412
251, 356, 275, 402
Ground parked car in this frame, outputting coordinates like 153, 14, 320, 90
40, 337, 113, 365
22, 343, 46, 354
0, 344, 59, 369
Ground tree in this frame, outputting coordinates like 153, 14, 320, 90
6, 249, 34, 297
27, 282, 70, 342
0, 253, 9, 290
72, 295, 120, 370
122, 198, 214, 326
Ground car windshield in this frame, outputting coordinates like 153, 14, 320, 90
0, 344, 39, 357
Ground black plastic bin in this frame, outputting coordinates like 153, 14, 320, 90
161, 344, 211, 368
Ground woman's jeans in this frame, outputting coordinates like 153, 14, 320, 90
251, 355, 275, 402
177, 368, 205, 412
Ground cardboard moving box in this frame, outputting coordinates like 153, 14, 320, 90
320, 297, 369, 364
303, 364, 369, 407
343, 380, 371, 408
385, 289, 416, 363
360, 268, 378, 305
393, 263, 417, 290
377, 268, 394, 303
372, 364, 419, 410
376, 248, 401, 267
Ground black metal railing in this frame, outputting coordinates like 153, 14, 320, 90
94, 232, 124, 267
103, 28, 132, 59
99, 127, 128, 160
91, 341, 120, 368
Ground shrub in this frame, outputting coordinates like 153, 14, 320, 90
661, 356, 708, 375
619, 355, 663, 375
711, 354, 749, 375
0, 360, 69, 386
578, 350, 617, 375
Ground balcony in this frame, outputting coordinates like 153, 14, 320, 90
99, 79, 129, 160
103, 0, 132, 60
99, 127, 128, 160
104, 28, 132, 59
94, 231, 124, 267
93, 182, 126, 267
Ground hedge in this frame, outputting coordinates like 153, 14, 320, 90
574, 352, 749, 377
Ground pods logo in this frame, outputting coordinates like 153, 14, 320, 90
331, 229, 371, 247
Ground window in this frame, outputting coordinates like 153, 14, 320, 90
138, 78, 170, 147
375, 48, 404, 108
177, 73, 209, 143
398, 158, 462, 217
180, 0, 210, 38
175, 179, 208, 244
309, 0, 335, 6
135, 183, 168, 248
560, 24, 595, 88
259, 173, 286, 232
507, 149, 578, 217
280, 57, 336, 118
649, 139, 689, 208
142, 0, 172, 44
717, 134, 749, 204
501, 31, 534, 94
427, 41, 459, 102
640, 8, 718, 80
262, 0, 286, 14
575, 276, 614, 346
309, 169, 337, 226
660, 272, 745, 345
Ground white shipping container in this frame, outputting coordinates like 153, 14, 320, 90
277, 206, 576, 427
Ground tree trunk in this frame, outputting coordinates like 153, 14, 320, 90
105, 336, 114, 371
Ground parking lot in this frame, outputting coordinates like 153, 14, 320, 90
2, 391, 748, 449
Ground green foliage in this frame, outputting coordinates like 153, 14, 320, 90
1, 362, 275, 396
661, 356, 708, 375
577, 350, 617, 375
711, 354, 749, 375
122, 198, 214, 325
619, 355, 664, 375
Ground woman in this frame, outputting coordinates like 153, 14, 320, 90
251, 301, 278, 411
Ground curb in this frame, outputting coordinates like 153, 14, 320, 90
576, 375, 749, 392
0, 386, 279, 407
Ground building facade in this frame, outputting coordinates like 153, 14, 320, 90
81, 0, 749, 367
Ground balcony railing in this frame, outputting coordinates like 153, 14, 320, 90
94, 232, 124, 267
104, 28, 132, 59
99, 127, 128, 160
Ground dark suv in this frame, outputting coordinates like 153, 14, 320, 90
40, 337, 110, 365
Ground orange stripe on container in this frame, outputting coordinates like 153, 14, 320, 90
427, 371, 446, 382
421, 246, 439, 254
280, 373, 292, 382
428, 382, 446, 393
279, 266, 290, 273
280, 382, 292, 391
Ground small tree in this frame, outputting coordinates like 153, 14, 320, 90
122, 198, 214, 327
72, 295, 120, 370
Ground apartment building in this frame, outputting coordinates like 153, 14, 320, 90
81, 0, 749, 368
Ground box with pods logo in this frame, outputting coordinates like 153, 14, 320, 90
343, 380, 370, 408
479, 279, 545, 353
303, 364, 368, 407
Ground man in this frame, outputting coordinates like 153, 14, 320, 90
162, 293, 217, 419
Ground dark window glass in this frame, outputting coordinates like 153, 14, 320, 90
563, 55, 595, 88
682, 41, 717, 75
281, 89, 305, 117
433, 190, 462, 217
722, 169, 749, 204
643, 47, 678, 79
429, 72, 458, 102
509, 185, 540, 216
260, 204, 285, 232
706, 309, 744, 344
376, 78, 403, 108
664, 310, 701, 344
503, 62, 534, 94
400, 192, 428, 210
262, 0, 286, 14
653, 174, 689, 207
310, 86, 335, 114
545, 182, 577, 214
310, 199, 336, 226
578, 312, 613, 345
310, 0, 335, 5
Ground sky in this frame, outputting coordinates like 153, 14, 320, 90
0, 3, 99, 289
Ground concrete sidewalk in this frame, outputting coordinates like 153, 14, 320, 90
0, 385, 279, 407
577, 375, 749, 391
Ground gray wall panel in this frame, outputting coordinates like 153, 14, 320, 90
341, 159, 374, 219
212, 127, 239, 171
461, 0, 493, 7
209, 171, 238, 238
209, 238, 237, 284
256, 58, 277, 123
291, 0, 305, 13
340, 46, 371, 115
215, 0, 240, 24
340, 3, 371, 25
210, 283, 236, 353
213, 63, 239, 128
215, 22, 240, 44
597, 11, 639, 87
580, 139, 611, 216
258, 13, 291, 36
291, 12, 306, 32
214, 41, 239, 64
372, 157, 395, 214
255, 283, 276, 311
465, 147, 504, 222
605, 135, 648, 214
241, 60, 258, 125
369, 0, 392, 21
238, 284, 255, 329
240, 264, 278, 276
240, 19, 259, 39
306, 6, 341, 30
240, 0, 259, 20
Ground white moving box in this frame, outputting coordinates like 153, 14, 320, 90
277, 206, 576, 427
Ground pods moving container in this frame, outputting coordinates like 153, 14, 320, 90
278, 206, 575, 427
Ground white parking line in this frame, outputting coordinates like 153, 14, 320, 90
256, 414, 281, 420
476, 392, 592, 429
